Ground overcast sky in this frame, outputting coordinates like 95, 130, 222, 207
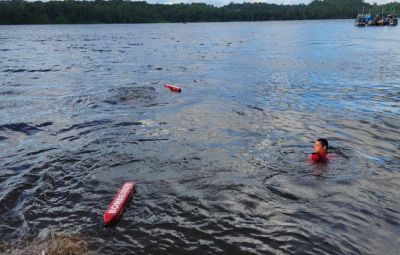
145, 0, 398, 7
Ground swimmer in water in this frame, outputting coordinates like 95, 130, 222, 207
309, 138, 329, 163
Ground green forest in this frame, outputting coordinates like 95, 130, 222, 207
0, 0, 399, 24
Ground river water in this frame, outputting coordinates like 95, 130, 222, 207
1, 20, 399, 254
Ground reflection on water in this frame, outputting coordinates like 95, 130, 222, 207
1, 20, 400, 254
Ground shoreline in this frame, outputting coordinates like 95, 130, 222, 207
1, 0, 398, 25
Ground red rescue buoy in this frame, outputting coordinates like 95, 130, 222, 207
164, 84, 182, 93
103, 181, 136, 226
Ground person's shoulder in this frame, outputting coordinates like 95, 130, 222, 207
309, 152, 329, 163
309, 153, 320, 162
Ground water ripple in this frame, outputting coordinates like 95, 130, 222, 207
1, 21, 400, 254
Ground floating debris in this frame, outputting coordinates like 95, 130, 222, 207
8, 233, 88, 255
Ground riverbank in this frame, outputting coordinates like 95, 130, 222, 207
1, 0, 398, 25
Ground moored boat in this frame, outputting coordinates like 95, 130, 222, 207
354, 6, 367, 27
355, 6, 398, 27
354, 14, 367, 26
386, 14, 398, 26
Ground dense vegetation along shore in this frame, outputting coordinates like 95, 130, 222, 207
0, 0, 399, 24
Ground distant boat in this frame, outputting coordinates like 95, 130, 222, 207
374, 13, 385, 26
355, 5, 398, 27
354, 6, 367, 26
385, 13, 398, 26
388, 15, 398, 26
354, 14, 367, 26
386, 4, 398, 26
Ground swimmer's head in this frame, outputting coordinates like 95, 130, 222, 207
314, 138, 328, 153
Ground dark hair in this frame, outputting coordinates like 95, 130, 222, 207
317, 138, 328, 152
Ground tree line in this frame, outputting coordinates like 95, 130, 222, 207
0, 0, 398, 24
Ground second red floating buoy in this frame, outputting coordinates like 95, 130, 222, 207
164, 84, 182, 93
103, 181, 136, 226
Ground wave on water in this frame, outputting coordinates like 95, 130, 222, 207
104, 86, 157, 105
3, 68, 58, 73
1, 22, 400, 254
0, 122, 51, 136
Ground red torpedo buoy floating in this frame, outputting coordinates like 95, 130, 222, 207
103, 181, 136, 226
164, 84, 182, 93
